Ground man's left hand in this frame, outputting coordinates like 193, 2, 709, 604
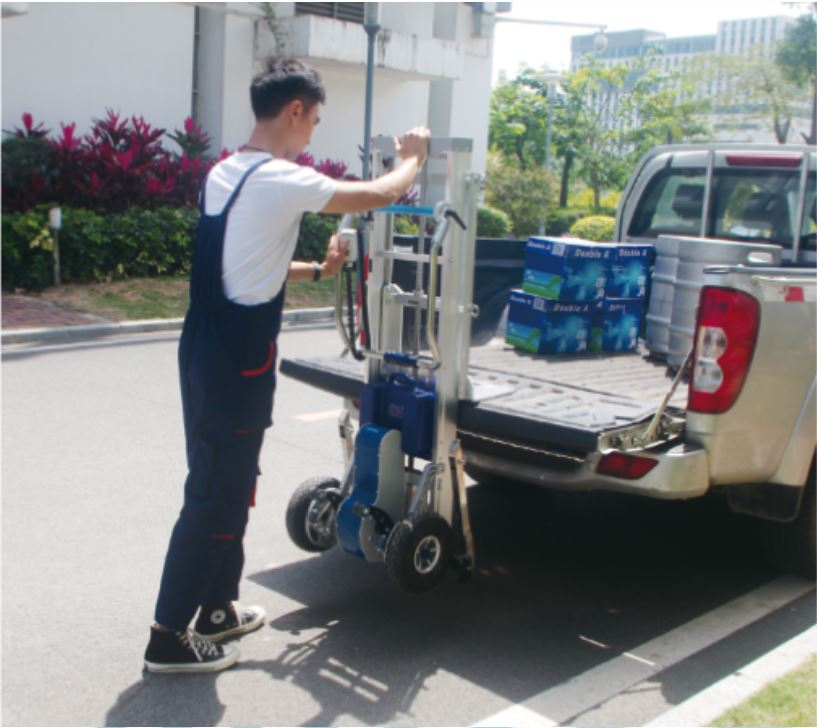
321, 233, 349, 278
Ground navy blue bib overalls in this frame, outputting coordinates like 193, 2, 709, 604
155, 159, 285, 630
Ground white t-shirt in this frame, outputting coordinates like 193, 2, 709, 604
204, 151, 337, 305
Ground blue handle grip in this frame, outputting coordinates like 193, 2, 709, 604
380, 205, 436, 217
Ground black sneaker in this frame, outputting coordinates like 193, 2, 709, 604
194, 601, 266, 642
144, 627, 240, 673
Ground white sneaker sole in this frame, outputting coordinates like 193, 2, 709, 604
144, 645, 240, 673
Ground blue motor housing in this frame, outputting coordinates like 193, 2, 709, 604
359, 373, 436, 459
337, 424, 405, 561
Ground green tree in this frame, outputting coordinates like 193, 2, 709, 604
513, 69, 580, 208
775, 13, 817, 144
556, 58, 632, 210
484, 150, 556, 238
713, 51, 801, 143
488, 75, 547, 169
622, 55, 711, 158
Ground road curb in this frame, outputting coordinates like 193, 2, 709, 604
646, 625, 817, 727
1, 307, 335, 345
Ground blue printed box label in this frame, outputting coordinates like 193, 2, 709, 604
603, 299, 645, 352
506, 290, 603, 354
523, 237, 614, 301
607, 244, 654, 299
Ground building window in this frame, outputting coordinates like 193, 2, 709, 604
295, 3, 365, 23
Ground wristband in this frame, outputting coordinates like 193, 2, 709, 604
311, 261, 321, 282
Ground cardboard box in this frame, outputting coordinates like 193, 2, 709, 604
607, 243, 654, 299
602, 299, 645, 352
506, 290, 603, 354
522, 237, 614, 302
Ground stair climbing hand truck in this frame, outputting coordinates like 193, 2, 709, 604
285, 137, 481, 592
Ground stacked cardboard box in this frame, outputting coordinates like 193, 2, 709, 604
506, 237, 653, 355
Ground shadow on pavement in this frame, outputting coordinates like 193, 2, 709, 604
229, 484, 788, 726
105, 671, 224, 727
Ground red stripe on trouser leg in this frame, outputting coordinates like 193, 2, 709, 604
211, 533, 236, 541
249, 480, 257, 508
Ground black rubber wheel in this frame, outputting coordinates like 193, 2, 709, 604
385, 511, 451, 592
760, 460, 816, 580
285, 476, 341, 552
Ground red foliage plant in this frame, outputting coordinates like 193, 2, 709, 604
2, 111, 220, 213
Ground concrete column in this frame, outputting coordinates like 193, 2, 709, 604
196, 4, 255, 153
427, 3, 457, 138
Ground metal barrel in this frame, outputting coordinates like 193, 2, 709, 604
645, 235, 681, 359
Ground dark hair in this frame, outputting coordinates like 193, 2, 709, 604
250, 58, 326, 119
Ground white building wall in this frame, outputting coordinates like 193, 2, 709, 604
448, 7, 493, 175
3, 3, 495, 176
380, 2, 434, 38
1, 2, 194, 138
305, 63, 429, 176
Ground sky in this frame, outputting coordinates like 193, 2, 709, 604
491, 0, 809, 83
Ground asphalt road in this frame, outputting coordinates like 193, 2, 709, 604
2, 325, 814, 727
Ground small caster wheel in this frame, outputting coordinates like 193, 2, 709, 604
385, 511, 451, 592
286, 476, 341, 552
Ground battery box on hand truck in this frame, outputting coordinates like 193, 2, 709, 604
359, 373, 436, 460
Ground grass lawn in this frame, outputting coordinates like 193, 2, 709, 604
34, 274, 338, 321
712, 654, 816, 727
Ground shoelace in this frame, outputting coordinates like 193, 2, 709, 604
179, 630, 220, 660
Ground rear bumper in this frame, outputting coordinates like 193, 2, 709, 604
465, 441, 710, 499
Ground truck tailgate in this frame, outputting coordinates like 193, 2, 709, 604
280, 341, 686, 458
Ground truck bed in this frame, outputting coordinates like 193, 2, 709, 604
280, 340, 686, 463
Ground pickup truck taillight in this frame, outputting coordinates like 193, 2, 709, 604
688, 286, 760, 414
597, 451, 658, 479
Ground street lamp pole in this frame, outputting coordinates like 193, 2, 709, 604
362, 2, 381, 181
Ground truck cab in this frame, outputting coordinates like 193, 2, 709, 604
617, 144, 816, 266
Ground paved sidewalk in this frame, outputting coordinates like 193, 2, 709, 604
1, 292, 333, 344
2, 293, 109, 330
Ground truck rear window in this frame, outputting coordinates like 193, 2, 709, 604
628, 165, 814, 256
709, 169, 800, 250
627, 169, 706, 238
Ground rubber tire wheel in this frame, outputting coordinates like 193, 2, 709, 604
285, 476, 341, 553
760, 461, 816, 580
385, 511, 451, 592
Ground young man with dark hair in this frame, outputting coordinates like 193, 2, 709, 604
144, 58, 429, 673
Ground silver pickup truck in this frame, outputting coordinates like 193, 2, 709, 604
281, 143, 816, 578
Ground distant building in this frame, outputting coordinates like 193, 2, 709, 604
2, 2, 507, 175
570, 15, 805, 144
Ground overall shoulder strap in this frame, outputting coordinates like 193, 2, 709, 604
221, 157, 272, 216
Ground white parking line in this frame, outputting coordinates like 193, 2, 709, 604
471, 576, 814, 727
294, 409, 341, 423
471, 704, 559, 727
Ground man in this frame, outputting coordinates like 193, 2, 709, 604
144, 57, 429, 673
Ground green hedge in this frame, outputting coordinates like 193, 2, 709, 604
2, 206, 342, 292
2, 206, 198, 291
2, 203, 524, 292
545, 206, 617, 237
477, 205, 512, 238
569, 215, 616, 242
294, 212, 339, 262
